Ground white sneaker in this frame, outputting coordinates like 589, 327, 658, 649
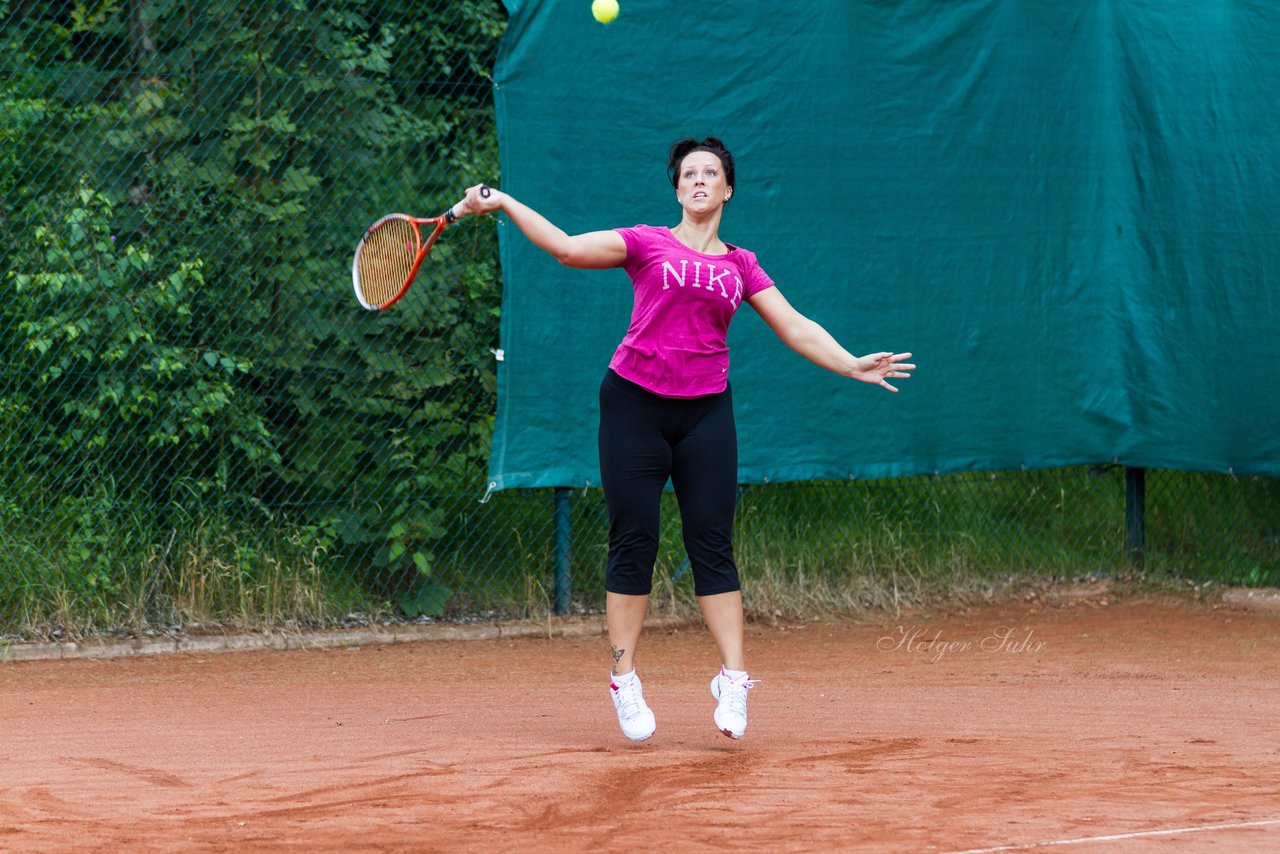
610, 670, 656, 742
709, 668, 759, 739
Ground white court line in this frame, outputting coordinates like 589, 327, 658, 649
943, 817, 1280, 854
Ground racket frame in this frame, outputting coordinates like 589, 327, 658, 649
352, 186, 489, 311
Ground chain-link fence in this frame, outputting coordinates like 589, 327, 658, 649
3, 2, 1277, 642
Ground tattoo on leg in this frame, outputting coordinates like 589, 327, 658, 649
611, 645, 625, 666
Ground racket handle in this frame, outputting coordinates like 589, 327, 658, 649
446, 184, 493, 223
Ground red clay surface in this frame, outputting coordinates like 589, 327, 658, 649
3, 593, 1279, 853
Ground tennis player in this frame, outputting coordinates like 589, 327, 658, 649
461, 137, 914, 742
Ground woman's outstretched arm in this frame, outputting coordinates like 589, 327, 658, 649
747, 286, 915, 392
461, 184, 627, 269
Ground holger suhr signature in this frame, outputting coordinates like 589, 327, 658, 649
877, 625, 1047, 663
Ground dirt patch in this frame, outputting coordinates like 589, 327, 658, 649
2, 594, 1278, 852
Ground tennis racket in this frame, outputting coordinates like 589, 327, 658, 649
352, 185, 490, 311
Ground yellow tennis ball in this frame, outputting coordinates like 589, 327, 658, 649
592, 0, 619, 24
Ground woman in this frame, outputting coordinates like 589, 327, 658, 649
461, 137, 914, 742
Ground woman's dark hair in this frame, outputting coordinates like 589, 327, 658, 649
667, 137, 735, 198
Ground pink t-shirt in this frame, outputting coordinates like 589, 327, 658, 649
609, 225, 775, 398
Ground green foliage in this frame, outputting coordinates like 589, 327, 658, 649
11, 184, 277, 496
397, 581, 454, 619
2, 0, 507, 635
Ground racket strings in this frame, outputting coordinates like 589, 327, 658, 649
356, 218, 419, 308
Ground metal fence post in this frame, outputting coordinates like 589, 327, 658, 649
1125, 467, 1146, 568
554, 487, 572, 614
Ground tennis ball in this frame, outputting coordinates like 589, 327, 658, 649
592, 0, 619, 24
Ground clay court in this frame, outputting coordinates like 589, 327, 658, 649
3, 591, 1278, 853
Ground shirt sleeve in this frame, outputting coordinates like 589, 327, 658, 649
743, 252, 775, 298
613, 226, 642, 272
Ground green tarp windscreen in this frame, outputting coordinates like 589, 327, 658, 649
488, 0, 1280, 491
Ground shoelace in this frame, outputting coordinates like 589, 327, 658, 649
719, 676, 759, 718
614, 678, 647, 721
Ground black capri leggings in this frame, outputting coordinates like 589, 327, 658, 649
598, 369, 740, 597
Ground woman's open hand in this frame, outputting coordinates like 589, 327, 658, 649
852, 352, 915, 392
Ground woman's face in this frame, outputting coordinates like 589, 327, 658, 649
676, 150, 732, 212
